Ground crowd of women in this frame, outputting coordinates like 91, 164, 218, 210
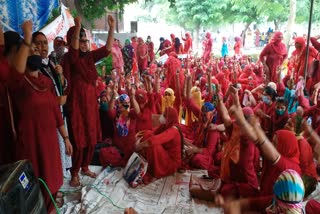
2, 14, 320, 213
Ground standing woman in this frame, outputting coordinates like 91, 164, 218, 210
122, 39, 134, 76
181, 32, 193, 54
63, 16, 115, 187
146, 35, 155, 66
259, 32, 287, 83
234, 37, 242, 59
8, 21, 72, 211
174, 37, 184, 55
137, 37, 148, 73
32, 31, 72, 178
221, 37, 229, 57
202, 32, 213, 63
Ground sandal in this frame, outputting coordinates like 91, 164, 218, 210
54, 191, 64, 208
69, 175, 81, 187
81, 170, 97, 178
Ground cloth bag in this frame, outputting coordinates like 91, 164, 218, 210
189, 175, 221, 201
123, 152, 148, 188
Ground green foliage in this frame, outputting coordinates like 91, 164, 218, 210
296, 0, 320, 23
96, 55, 113, 76
46, 7, 60, 25
79, 0, 137, 21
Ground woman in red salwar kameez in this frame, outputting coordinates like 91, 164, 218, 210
63, 16, 114, 187
9, 22, 72, 211
202, 32, 212, 63
182, 32, 192, 54
137, 37, 148, 73
136, 107, 182, 178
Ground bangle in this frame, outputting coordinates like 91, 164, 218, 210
22, 39, 32, 48
257, 139, 266, 147
63, 136, 69, 141
72, 36, 80, 40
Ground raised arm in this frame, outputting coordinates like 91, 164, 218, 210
13, 20, 33, 74
71, 17, 81, 50
303, 120, 320, 162
229, 90, 280, 163
106, 15, 115, 52
129, 87, 141, 115
207, 68, 213, 95
217, 89, 232, 127
155, 68, 160, 93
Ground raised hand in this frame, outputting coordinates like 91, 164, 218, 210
22, 20, 33, 40
107, 15, 115, 29
74, 16, 81, 28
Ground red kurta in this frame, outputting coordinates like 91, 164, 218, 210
0, 46, 14, 165
137, 41, 148, 72
146, 41, 155, 63
144, 127, 182, 178
109, 109, 137, 161
135, 93, 155, 132
9, 71, 63, 198
182, 33, 192, 54
254, 101, 276, 138
64, 46, 109, 149
220, 124, 259, 199
298, 137, 318, 179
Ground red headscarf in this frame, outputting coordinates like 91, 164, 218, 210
154, 107, 178, 135
271, 32, 287, 56
275, 130, 300, 165
294, 37, 306, 54
135, 89, 148, 105
206, 32, 211, 39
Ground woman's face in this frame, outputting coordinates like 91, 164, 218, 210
34, 34, 48, 59
295, 42, 302, 49
79, 36, 89, 52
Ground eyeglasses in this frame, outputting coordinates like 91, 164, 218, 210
80, 39, 89, 43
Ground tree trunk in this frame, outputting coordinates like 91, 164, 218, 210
274, 20, 279, 31
241, 22, 251, 48
285, 0, 297, 51
115, 9, 119, 33
194, 24, 200, 55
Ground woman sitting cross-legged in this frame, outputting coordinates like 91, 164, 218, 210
136, 107, 182, 181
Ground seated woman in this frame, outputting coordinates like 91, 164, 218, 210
216, 169, 320, 214
217, 90, 303, 212
101, 90, 139, 167
136, 107, 182, 179
271, 97, 289, 136
217, 94, 259, 199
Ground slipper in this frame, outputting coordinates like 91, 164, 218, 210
81, 170, 97, 178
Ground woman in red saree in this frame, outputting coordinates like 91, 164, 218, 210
234, 37, 242, 58
182, 32, 192, 54
136, 107, 182, 178
202, 32, 212, 63
137, 37, 148, 73
218, 101, 259, 199
146, 35, 155, 66
63, 16, 114, 186
292, 37, 319, 93
259, 32, 287, 83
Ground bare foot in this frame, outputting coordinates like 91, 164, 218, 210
69, 175, 80, 187
81, 170, 97, 178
